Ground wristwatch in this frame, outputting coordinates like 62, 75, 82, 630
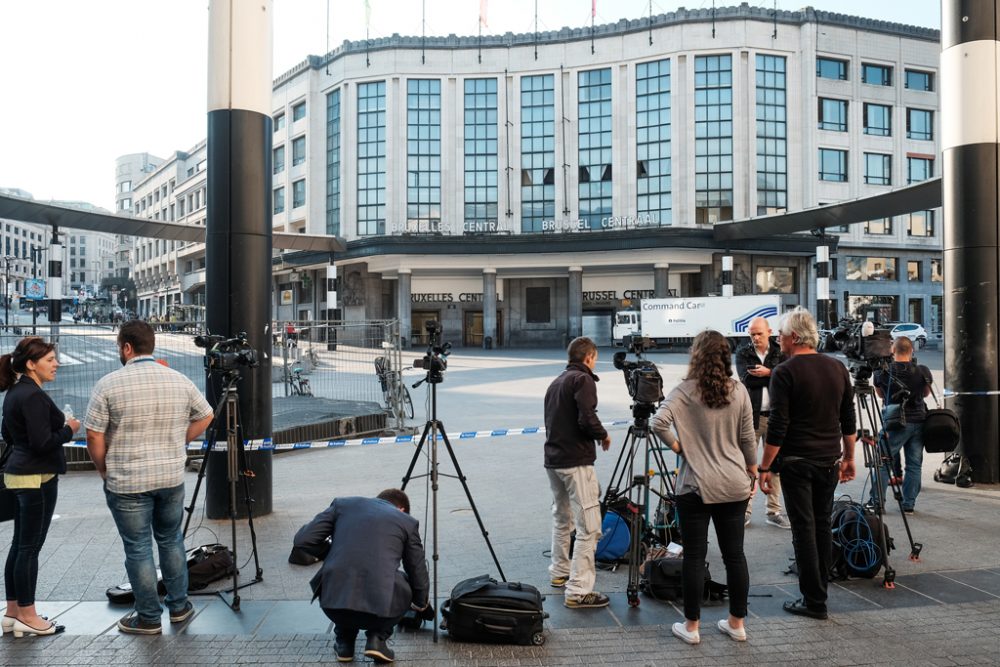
758, 467, 770, 473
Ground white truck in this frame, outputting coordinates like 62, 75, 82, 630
612, 295, 782, 347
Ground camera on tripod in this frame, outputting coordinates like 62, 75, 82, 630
194, 332, 260, 373
821, 319, 892, 381
612, 335, 664, 415
412, 320, 451, 382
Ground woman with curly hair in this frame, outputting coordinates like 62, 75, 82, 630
1, 337, 79, 637
651, 330, 757, 645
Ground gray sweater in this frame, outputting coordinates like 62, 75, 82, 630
651, 379, 757, 504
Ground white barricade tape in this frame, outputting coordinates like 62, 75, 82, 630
63, 419, 633, 452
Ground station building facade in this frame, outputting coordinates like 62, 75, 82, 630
122, 5, 944, 346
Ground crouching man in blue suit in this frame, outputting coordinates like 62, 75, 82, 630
294, 489, 430, 664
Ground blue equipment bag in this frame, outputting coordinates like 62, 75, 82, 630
595, 510, 631, 563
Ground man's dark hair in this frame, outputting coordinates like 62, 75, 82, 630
377, 488, 411, 514
567, 336, 597, 363
892, 336, 913, 356
118, 319, 156, 355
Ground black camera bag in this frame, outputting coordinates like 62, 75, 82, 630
830, 500, 892, 579
187, 544, 235, 591
923, 386, 961, 454
640, 558, 727, 603
441, 575, 547, 646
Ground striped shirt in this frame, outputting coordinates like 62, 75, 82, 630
85, 355, 213, 494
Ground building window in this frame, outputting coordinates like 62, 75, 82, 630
636, 58, 672, 225
864, 153, 892, 185
755, 266, 796, 294
292, 136, 306, 166
862, 63, 892, 86
905, 69, 934, 92
931, 258, 943, 282
907, 108, 933, 140
864, 218, 892, 235
908, 210, 935, 237
119, 198, 131, 211
816, 56, 848, 80
756, 54, 786, 215
274, 113, 285, 132
520, 74, 555, 232
907, 157, 933, 184
273, 186, 285, 214
818, 98, 847, 132
578, 68, 612, 230
406, 78, 442, 233
846, 256, 897, 281
326, 88, 341, 236
907, 260, 922, 282
292, 179, 306, 208
863, 103, 891, 137
819, 148, 847, 182
463, 78, 499, 227
273, 145, 285, 174
694, 54, 733, 224
357, 80, 386, 236
292, 102, 306, 121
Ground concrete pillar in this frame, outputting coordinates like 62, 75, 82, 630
482, 269, 497, 348
942, 0, 1000, 482
721, 255, 734, 297
654, 263, 670, 298
816, 245, 832, 329
568, 266, 583, 339
398, 269, 412, 347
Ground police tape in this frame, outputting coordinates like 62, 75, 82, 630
62, 419, 633, 452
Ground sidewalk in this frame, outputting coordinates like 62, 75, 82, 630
2, 348, 998, 664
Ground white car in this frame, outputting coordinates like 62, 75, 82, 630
887, 322, 927, 349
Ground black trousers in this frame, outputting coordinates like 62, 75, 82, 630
323, 608, 403, 642
674, 492, 750, 621
780, 459, 839, 611
4, 477, 59, 606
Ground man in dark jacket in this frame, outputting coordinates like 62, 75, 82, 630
544, 336, 611, 609
294, 489, 429, 664
734, 316, 789, 529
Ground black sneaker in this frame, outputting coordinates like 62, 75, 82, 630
169, 601, 195, 623
117, 611, 162, 635
564, 592, 610, 609
334, 638, 355, 662
782, 599, 828, 620
363, 635, 395, 663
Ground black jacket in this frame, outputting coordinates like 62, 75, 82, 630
1, 376, 72, 475
543, 362, 608, 469
734, 338, 785, 429
294, 496, 429, 619
874, 361, 932, 424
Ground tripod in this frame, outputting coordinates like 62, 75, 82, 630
183, 369, 264, 611
852, 372, 922, 589
400, 368, 505, 642
602, 404, 677, 607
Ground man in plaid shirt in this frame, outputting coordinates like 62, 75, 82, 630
86, 320, 214, 635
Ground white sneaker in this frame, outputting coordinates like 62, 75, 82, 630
717, 618, 747, 641
766, 513, 792, 529
671, 622, 700, 645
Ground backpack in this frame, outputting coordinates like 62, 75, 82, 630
187, 544, 235, 591
595, 510, 631, 563
923, 385, 961, 454
830, 500, 892, 580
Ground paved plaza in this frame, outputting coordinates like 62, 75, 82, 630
2, 347, 999, 665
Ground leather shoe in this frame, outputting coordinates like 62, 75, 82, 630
364, 635, 395, 663
12, 618, 66, 637
334, 638, 355, 662
783, 599, 828, 620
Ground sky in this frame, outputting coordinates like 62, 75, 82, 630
0, 0, 940, 212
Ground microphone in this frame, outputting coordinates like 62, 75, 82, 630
860, 321, 875, 337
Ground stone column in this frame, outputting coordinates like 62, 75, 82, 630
568, 266, 583, 339
482, 269, 497, 348
654, 263, 670, 298
398, 269, 412, 348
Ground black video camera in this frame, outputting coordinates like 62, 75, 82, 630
613, 335, 664, 409
194, 332, 259, 372
412, 320, 450, 382
820, 319, 893, 381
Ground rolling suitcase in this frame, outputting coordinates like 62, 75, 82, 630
441, 574, 548, 646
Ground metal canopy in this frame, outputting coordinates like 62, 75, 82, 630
0, 192, 345, 252
713, 178, 942, 242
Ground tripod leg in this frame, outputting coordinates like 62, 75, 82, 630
183, 392, 231, 539
233, 411, 264, 582
436, 423, 506, 582
226, 392, 241, 610
603, 427, 637, 507
400, 421, 433, 490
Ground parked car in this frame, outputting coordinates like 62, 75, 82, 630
887, 322, 927, 349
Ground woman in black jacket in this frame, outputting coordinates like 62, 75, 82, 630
1, 337, 80, 637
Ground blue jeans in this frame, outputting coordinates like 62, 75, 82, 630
105, 483, 188, 623
4, 477, 58, 606
871, 422, 923, 510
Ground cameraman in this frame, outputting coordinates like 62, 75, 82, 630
734, 316, 789, 529
543, 336, 611, 609
870, 336, 932, 513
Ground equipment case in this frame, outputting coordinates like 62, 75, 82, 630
441, 574, 548, 646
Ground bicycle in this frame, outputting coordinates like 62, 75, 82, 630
288, 366, 313, 396
374, 355, 414, 421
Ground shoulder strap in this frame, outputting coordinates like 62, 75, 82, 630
927, 379, 941, 408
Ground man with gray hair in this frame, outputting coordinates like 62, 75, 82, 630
758, 307, 856, 620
